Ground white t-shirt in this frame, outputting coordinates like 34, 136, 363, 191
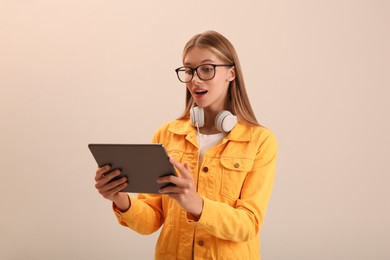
198, 132, 227, 165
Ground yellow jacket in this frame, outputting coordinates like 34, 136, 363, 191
113, 119, 278, 259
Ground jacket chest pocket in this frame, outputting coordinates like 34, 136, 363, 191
167, 150, 183, 162
220, 157, 254, 201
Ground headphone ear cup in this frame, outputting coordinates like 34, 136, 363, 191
215, 111, 238, 132
190, 106, 204, 127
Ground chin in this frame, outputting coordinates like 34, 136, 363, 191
193, 101, 208, 108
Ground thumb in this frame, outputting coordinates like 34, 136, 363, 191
184, 162, 191, 171
181, 162, 193, 180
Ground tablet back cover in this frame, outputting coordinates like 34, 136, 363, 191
88, 144, 176, 194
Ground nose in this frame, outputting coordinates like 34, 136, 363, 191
191, 70, 202, 84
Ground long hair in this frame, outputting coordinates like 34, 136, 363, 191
177, 31, 259, 126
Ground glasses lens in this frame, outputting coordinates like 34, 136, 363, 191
177, 67, 193, 83
197, 65, 215, 81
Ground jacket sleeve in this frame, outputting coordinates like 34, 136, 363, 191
188, 129, 278, 242
113, 193, 163, 235
112, 125, 168, 235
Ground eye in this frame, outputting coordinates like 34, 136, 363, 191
184, 67, 193, 75
200, 65, 214, 74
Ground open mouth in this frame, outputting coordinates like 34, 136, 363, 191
194, 90, 208, 95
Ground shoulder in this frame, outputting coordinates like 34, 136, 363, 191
151, 118, 193, 143
252, 125, 278, 158
251, 124, 277, 146
230, 123, 276, 143
154, 118, 192, 134
252, 125, 277, 143
232, 123, 277, 154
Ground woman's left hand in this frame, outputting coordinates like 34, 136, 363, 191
157, 157, 203, 219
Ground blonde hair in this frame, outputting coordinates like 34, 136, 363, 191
177, 30, 259, 126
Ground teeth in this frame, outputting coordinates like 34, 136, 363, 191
195, 90, 207, 94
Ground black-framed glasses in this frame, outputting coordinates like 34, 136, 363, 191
175, 64, 234, 83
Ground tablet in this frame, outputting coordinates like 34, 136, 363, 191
88, 144, 177, 194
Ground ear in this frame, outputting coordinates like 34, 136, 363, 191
227, 66, 236, 82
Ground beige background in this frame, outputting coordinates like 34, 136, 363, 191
1, 0, 389, 259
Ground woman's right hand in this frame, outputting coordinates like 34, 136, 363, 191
94, 165, 131, 211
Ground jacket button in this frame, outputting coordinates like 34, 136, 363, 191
203, 167, 209, 173
198, 240, 204, 246
234, 163, 240, 168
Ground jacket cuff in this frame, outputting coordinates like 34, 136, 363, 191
112, 194, 137, 223
187, 196, 214, 227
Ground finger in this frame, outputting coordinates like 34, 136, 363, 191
157, 174, 192, 188
99, 176, 127, 193
95, 169, 122, 189
169, 157, 192, 180
158, 179, 192, 193
101, 183, 128, 200
169, 157, 181, 169
183, 162, 191, 175
104, 180, 128, 195
159, 184, 182, 195
104, 169, 123, 182
156, 175, 180, 183
95, 165, 111, 181
159, 179, 193, 194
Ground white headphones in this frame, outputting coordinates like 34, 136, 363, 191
190, 106, 238, 132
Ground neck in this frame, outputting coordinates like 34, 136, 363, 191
198, 110, 218, 134
199, 127, 221, 135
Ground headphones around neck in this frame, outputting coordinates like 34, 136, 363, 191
190, 106, 238, 133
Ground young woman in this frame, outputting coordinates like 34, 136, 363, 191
94, 30, 278, 260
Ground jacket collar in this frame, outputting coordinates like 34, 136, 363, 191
168, 119, 252, 142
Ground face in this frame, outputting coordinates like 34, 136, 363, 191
183, 47, 235, 112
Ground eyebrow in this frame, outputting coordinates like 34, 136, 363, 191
184, 59, 216, 66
